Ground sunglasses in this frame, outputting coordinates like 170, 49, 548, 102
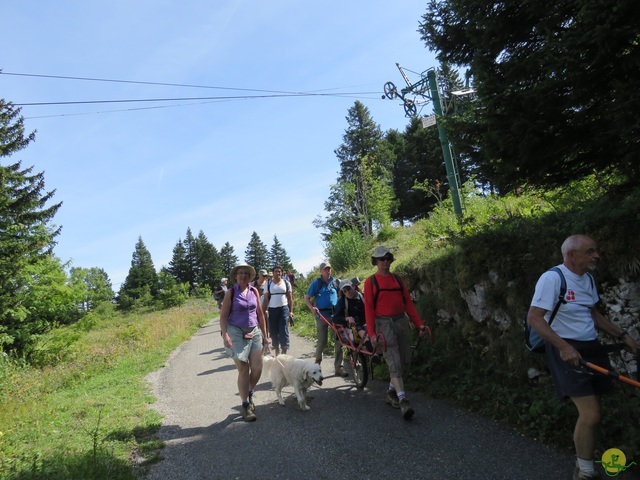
237, 270, 251, 275
342, 286, 352, 292
377, 256, 394, 262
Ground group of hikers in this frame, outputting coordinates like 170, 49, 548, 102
215, 238, 638, 480
216, 245, 428, 423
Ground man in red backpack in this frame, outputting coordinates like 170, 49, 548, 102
364, 246, 428, 420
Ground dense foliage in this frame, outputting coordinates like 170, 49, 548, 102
419, 0, 640, 191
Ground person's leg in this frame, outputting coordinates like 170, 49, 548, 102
315, 316, 328, 363
248, 348, 263, 393
334, 334, 344, 370
268, 308, 280, 352
570, 395, 601, 465
234, 359, 250, 403
280, 306, 290, 353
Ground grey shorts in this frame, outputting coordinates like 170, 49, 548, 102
225, 325, 263, 363
545, 339, 615, 399
375, 315, 411, 378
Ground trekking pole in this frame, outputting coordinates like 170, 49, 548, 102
579, 359, 640, 389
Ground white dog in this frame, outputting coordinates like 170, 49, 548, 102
263, 354, 323, 410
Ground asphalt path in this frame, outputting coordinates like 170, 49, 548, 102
144, 317, 578, 480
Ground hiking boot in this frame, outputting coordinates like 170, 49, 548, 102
399, 398, 414, 420
572, 463, 602, 480
335, 366, 348, 377
248, 392, 255, 412
385, 389, 400, 408
241, 404, 256, 422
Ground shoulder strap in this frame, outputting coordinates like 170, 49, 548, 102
370, 274, 406, 310
370, 274, 380, 310
547, 267, 567, 326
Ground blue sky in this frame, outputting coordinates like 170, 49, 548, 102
2, 1, 437, 289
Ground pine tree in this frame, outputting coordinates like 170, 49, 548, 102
194, 230, 221, 290
268, 235, 293, 271
244, 232, 269, 274
419, 0, 640, 190
118, 236, 158, 307
316, 101, 396, 239
219, 242, 238, 279
0, 100, 62, 352
182, 228, 197, 289
168, 239, 189, 284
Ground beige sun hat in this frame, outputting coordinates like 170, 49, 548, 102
230, 263, 256, 280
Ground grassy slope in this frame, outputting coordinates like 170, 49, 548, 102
0, 299, 214, 480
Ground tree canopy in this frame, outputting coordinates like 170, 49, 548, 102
0, 100, 63, 351
419, 0, 640, 191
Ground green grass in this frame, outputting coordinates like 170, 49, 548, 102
0, 298, 215, 480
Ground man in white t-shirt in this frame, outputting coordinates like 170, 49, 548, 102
528, 235, 637, 480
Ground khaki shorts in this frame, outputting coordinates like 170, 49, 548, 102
225, 325, 263, 363
375, 315, 411, 378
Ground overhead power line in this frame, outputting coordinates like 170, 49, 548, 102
1, 71, 380, 107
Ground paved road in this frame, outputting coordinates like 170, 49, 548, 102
145, 317, 578, 480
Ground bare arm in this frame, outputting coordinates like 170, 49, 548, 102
304, 294, 317, 314
592, 309, 638, 355
219, 289, 233, 348
527, 306, 581, 365
286, 287, 293, 316
256, 296, 269, 345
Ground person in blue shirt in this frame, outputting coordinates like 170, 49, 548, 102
304, 262, 346, 377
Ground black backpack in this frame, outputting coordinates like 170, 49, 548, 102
369, 273, 407, 310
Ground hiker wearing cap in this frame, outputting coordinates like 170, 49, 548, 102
364, 246, 428, 420
213, 278, 228, 309
527, 235, 638, 480
262, 265, 293, 356
253, 269, 269, 299
219, 263, 269, 422
333, 279, 376, 358
304, 261, 346, 377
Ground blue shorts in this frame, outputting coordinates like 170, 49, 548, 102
225, 325, 263, 363
545, 339, 615, 399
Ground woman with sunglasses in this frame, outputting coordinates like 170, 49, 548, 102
364, 246, 428, 421
219, 263, 269, 422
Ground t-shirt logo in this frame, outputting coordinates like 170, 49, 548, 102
566, 290, 576, 301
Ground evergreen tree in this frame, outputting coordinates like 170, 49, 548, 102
419, 0, 640, 190
0, 100, 63, 352
118, 236, 158, 307
268, 235, 293, 271
168, 239, 189, 285
316, 101, 396, 239
244, 232, 269, 274
182, 228, 197, 289
194, 230, 221, 290
219, 242, 238, 279
391, 119, 448, 223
